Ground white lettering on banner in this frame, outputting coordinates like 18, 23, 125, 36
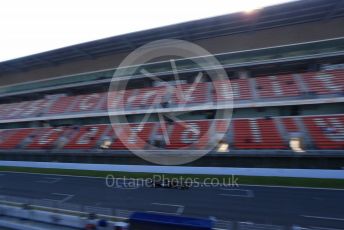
270, 76, 283, 96
109, 91, 124, 109
217, 82, 232, 99
249, 119, 262, 143
181, 123, 200, 144
315, 75, 341, 91
38, 129, 59, 145
128, 125, 143, 144
231, 82, 240, 98
76, 127, 99, 145
140, 91, 158, 105
172, 87, 194, 103
314, 118, 344, 141
79, 94, 99, 110
7, 101, 28, 117
21, 100, 41, 116
127, 94, 136, 105
22, 100, 50, 116
183, 87, 196, 102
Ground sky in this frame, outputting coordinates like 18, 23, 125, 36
0, 0, 292, 62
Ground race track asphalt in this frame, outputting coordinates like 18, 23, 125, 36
0, 171, 343, 229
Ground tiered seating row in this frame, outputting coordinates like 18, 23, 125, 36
301, 70, 343, 95
255, 75, 302, 98
303, 116, 344, 149
0, 115, 343, 150
0, 69, 342, 121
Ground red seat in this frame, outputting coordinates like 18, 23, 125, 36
70, 93, 104, 113
233, 118, 286, 149
0, 115, 343, 151
281, 117, 299, 133
301, 71, 343, 95
303, 115, 344, 149
256, 75, 301, 98
46, 96, 76, 115
164, 120, 210, 149
63, 125, 108, 149
104, 90, 133, 111
213, 80, 237, 101
130, 86, 167, 109
26, 127, 67, 149
171, 82, 209, 105
0, 128, 35, 149
107, 123, 154, 150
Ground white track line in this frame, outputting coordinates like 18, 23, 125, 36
218, 193, 253, 198
43, 193, 74, 203
302, 215, 344, 221
240, 184, 344, 191
53, 193, 74, 203
36, 177, 62, 184
218, 189, 254, 198
150, 202, 184, 215
309, 226, 343, 230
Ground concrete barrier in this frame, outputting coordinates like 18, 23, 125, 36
0, 204, 127, 230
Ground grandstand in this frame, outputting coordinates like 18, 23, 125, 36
0, 0, 343, 166
1, 0, 344, 229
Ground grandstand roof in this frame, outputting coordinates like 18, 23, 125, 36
0, 0, 344, 74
